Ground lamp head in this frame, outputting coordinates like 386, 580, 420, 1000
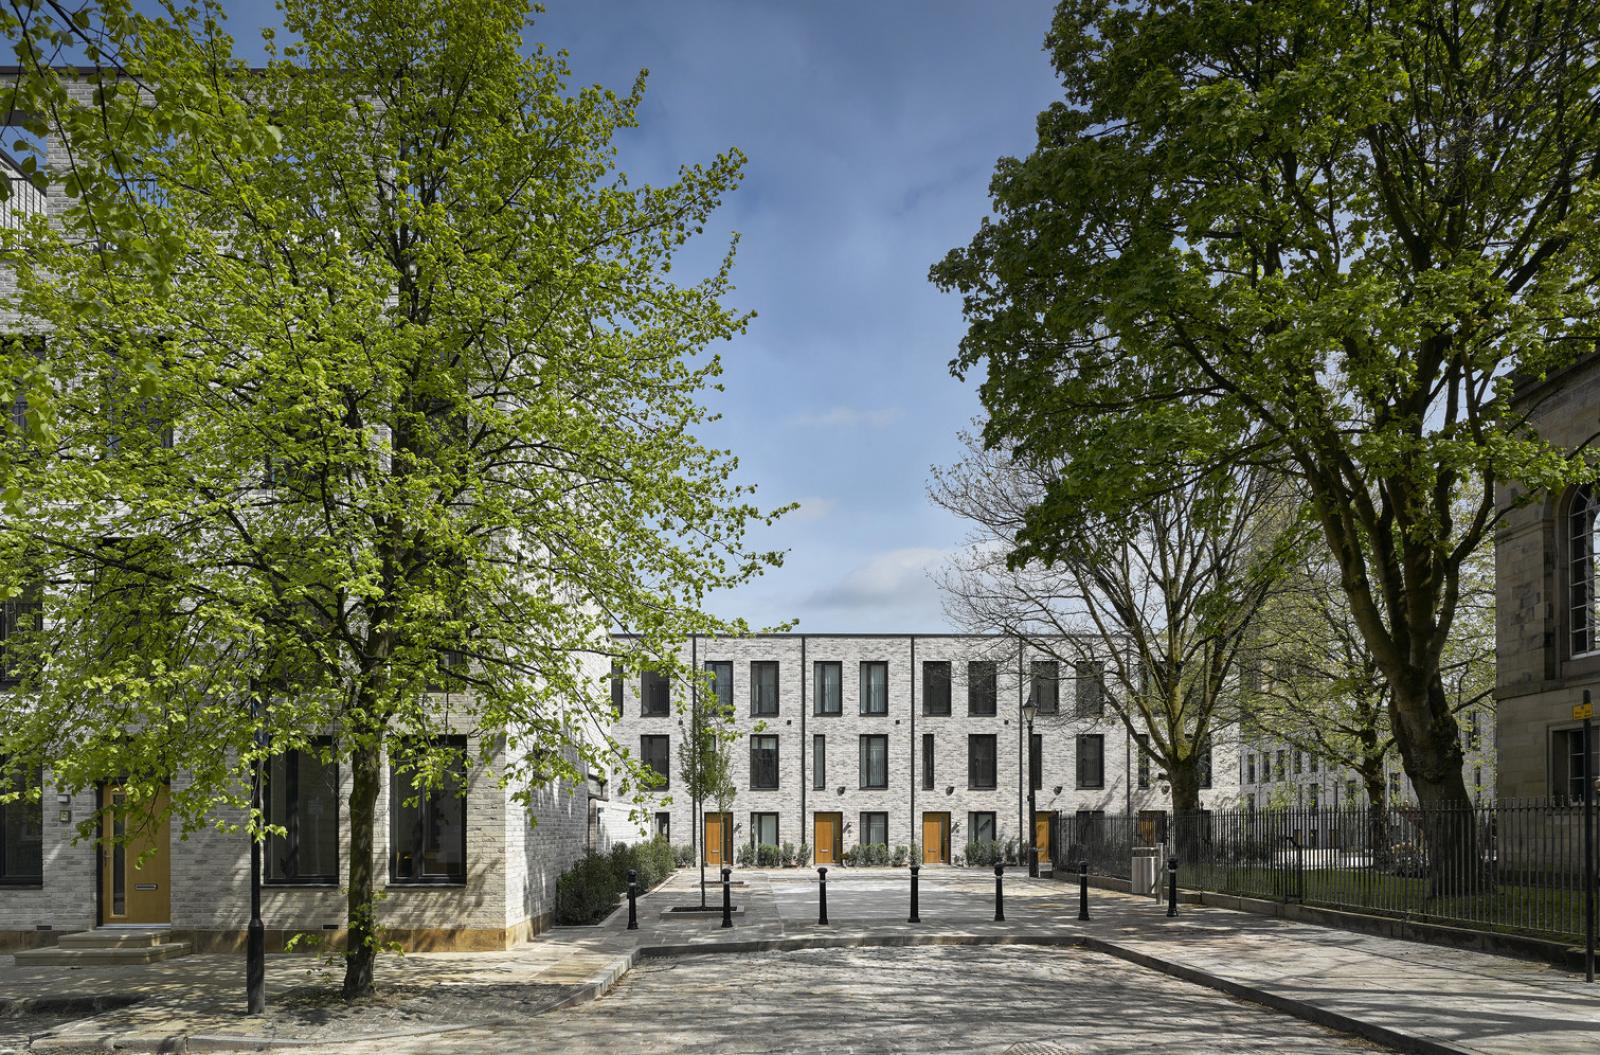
1021, 694, 1037, 724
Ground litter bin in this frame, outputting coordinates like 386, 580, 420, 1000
1132, 846, 1160, 898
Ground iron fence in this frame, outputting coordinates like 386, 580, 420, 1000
1053, 800, 1598, 944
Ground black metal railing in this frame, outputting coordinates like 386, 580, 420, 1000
1054, 800, 1598, 944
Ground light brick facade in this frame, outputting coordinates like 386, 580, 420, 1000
608, 634, 1243, 862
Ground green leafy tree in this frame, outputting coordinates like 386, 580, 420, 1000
934, 0, 1596, 883
0, 0, 783, 997
677, 673, 736, 906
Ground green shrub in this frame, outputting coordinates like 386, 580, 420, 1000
891, 844, 908, 867
555, 851, 620, 925
797, 842, 810, 865
673, 843, 696, 868
757, 842, 780, 867
736, 841, 754, 867
841, 846, 859, 867
965, 839, 1002, 867
779, 841, 797, 867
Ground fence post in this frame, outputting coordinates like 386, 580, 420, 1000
817, 866, 829, 926
1586, 706, 1595, 983
1296, 834, 1305, 905
1166, 856, 1178, 917
909, 864, 921, 924
627, 869, 638, 931
1078, 859, 1090, 921
721, 866, 732, 928
994, 863, 1005, 922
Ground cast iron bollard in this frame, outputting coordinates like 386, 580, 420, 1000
1078, 859, 1090, 921
818, 866, 830, 926
1166, 856, 1178, 917
909, 864, 921, 924
721, 867, 733, 928
627, 868, 639, 931
994, 863, 1005, 922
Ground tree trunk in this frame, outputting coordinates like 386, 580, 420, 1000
1390, 676, 1480, 895
1361, 762, 1390, 869
342, 738, 382, 1000
1168, 755, 1204, 866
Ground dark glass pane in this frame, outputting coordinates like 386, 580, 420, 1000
967, 661, 997, 716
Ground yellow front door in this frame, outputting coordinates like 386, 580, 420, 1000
813, 812, 840, 865
922, 812, 949, 864
101, 784, 171, 925
703, 812, 732, 867
1035, 814, 1052, 869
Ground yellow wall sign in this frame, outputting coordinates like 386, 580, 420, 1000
1574, 702, 1595, 721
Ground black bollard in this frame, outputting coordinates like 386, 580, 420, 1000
1078, 859, 1090, 921
909, 864, 921, 924
818, 866, 830, 926
1166, 856, 1178, 918
627, 868, 639, 931
721, 866, 733, 928
994, 863, 1005, 922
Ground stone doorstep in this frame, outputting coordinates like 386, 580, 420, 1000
57, 930, 165, 949
11, 941, 191, 967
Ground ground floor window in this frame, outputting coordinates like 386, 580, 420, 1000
265, 745, 339, 884
1073, 809, 1104, 846
0, 762, 42, 884
653, 812, 671, 840
751, 811, 779, 847
1552, 726, 1592, 805
389, 736, 468, 884
968, 811, 996, 845
860, 811, 888, 847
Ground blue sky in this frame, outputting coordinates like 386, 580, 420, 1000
221, 0, 1063, 631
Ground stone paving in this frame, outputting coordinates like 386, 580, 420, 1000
4, 866, 1600, 1053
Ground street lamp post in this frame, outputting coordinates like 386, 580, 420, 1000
247, 679, 265, 1015
1023, 694, 1038, 879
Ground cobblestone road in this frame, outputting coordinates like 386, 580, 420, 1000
295, 944, 1391, 1055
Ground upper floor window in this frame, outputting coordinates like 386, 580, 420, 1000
968, 734, 997, 790
1074, 661, 1105, 717
967, 661, 998, 715
923, 661, 951, 716
749, 735, 779, 790
1030, 660, 1059, 714
1136, 732, 1152, 789
640, 735, 671, 789
1076, 734, 1105, 789
859, 661, 888, 715
751, 661, 780, 716
641, 670, 671, 716
814, 661, 842, 715
1572, 484, 1600, 656
859, 734, 889, 788
0, 588, 43, 688
705, 661, 733, 715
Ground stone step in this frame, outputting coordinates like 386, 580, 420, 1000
57, 929, 165, 949
13, 940, 190, 966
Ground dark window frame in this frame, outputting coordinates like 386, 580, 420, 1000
0, 762, 43, 886
813, 733, 826, 790
750, 811, 779, 848
967, 734, 997, 790
1029, 732, 1043, 791
967, 661, 998, 716
0, 592, 43, 688
968, 811, 997, 844
641, 670, 671, 717
858, 734, 889, 789
922, 661, 952, 716
751, 661, 780, 716
388, 736, 469, 886
705, 661, 734, 716
749, 734, 780, 790
1135, 732, 1151, 789
922, 732, 935, 791
1030, 660, 1059, 714
814, 661, 843, 716
640, 734, 671, 790
1075, 734, 1105, 790
859, 811, 889, 847
858, 661, 888, 716
263, 740, 340, 886
1074, 660, 1105, 718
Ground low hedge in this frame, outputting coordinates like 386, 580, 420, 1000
555, 837, 677, 925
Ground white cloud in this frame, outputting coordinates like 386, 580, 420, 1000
807, 547, 951, 612
786, 407, 904, 429
788, 496, 839, 523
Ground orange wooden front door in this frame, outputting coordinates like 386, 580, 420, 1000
703, 812, 733, 867
813, 812, 841, 865
101, 784, 171, 925
1035, 814, 1052, 869
921, 812, 949, 864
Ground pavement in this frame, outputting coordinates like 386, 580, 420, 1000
3, 866, 1598, 1053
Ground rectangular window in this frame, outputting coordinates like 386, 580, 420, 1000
1345, 779, 1359, 802
967, 661, 997, 715
969, 811, 996, 844
749, 734, 780, 790
1074, 661, 1104, 718
1261, 752, 1271, 783
640, 735, 671, 789
751, 812, 779, 848
265, 745, 339, 884
1029, 732, 1043, 791
814, 661, 842, 715
813, 734, 826, 790
1246, 753, 1256, 785
1136, 732, 1151, 789
641, 670, 671, 717
859, 735, 888, 789
1076, 734, 1105, 789
859, 661, 888, 715
922, 661, 952, 716
1466, 710, 1481, 750
1552, 727, 1593, 804
653, 812, 671, 841
1073, 809, 1105, 847
751, 661, 780, 716
706, 661, 733, 715
609, 662, 623, 714
1276, 750, 1286, 782
0, 762, 43, 885
967, 734, 997, 790
0, 591, 42, 687
389, 737, 468, 885
860, 811, 888, 847
922, 733, 935, 791
1030, 660, 1059, 714
1295, 750, 1304, 776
